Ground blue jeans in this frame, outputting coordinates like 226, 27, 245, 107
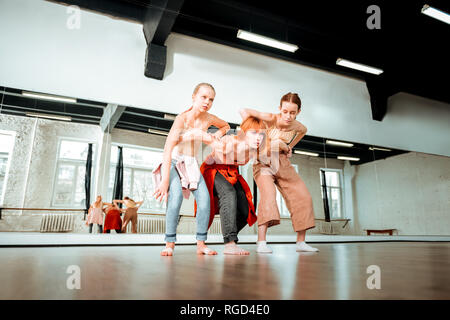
165, 161, 210, 242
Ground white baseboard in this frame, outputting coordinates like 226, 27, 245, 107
0, 232, 449, 246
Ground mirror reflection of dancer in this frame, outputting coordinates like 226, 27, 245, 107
86, 195, 105, 234
240, 92, 319, 253
102, 201, 124, 233
153, 83, 230, 256
195, 116, 265, 255
113, 197, 143, 233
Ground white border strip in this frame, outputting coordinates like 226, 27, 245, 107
0, 233, 449, 246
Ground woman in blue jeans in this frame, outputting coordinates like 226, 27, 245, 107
153, 83, 229, 256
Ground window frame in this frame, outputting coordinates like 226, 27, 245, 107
0, 130, 16, 206
319, 167, 345, 219
108, 143, 165, 213
51, 137, 97, 208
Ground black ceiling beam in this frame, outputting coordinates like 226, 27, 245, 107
365, 73, 399, 121
143, 0, 184, 79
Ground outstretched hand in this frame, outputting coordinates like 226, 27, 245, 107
153, 180, 169, 203
287, 146, 292, 158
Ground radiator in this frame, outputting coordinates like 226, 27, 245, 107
124, 216, 223, 234
40, 214, 75, 232
125, 216, 166, 234
209, 219, 222, 234
317, 221, 338, 235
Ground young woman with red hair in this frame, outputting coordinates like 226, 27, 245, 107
195, 116, 265, 255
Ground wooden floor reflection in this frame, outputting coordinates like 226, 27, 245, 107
0, 242, 449, 299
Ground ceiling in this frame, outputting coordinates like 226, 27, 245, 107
0, 86, 408, 165
48, 0, 450, 111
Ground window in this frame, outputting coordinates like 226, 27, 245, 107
52, 139, 96, 207
107, 145, 165, 212
320, 169, 344, 219
0, 130, 15, 204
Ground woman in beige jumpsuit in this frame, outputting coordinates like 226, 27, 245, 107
113, 197, 143, 233
240, 92, 318, 253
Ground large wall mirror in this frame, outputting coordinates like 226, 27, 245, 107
0, 86, 449, 237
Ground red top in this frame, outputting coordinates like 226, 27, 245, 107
103, 207, 123, 232
194, 162, 257, 229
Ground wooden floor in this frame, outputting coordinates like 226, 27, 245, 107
0, 242, 449, 299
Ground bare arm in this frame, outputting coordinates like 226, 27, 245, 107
287, 121, 307, 149
153, 115, 185, 202
163, 114, 185, 170
209, 135, 235, 162
239, 108, 277, 125
179, 128, 216, 145
270, 122, 307, 156
208, 114, 230, 139
136, 201, 144, 208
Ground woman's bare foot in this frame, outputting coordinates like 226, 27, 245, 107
161, 242, 175, 256
196, 241, 217, 255
224, 242, 250, 255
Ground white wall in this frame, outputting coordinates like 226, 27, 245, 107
1, 0, 449, 157
352, 152, 450, 235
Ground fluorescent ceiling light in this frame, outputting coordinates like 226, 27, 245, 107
369, 146, 391, 152
148, 129, 168, 136
294, 150, 319, 157
336, 58, 383, 75
338, 156, 360, 161
164, 114, 177, 120
421, 4, 450, 24
237, 30, 299, 53
22, 91, 77, 103
26, 112, 71, 121
326, 140, 354, 147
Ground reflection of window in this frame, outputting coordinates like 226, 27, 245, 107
107, 145, 165, 212
0, 130, 15, 204
52, 140, 96, 207
320, 169, 344, 219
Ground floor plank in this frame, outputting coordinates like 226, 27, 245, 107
0, 242, 449, 299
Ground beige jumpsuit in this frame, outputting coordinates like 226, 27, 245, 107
253, 125, 315, 232
122, 207, 138, 233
